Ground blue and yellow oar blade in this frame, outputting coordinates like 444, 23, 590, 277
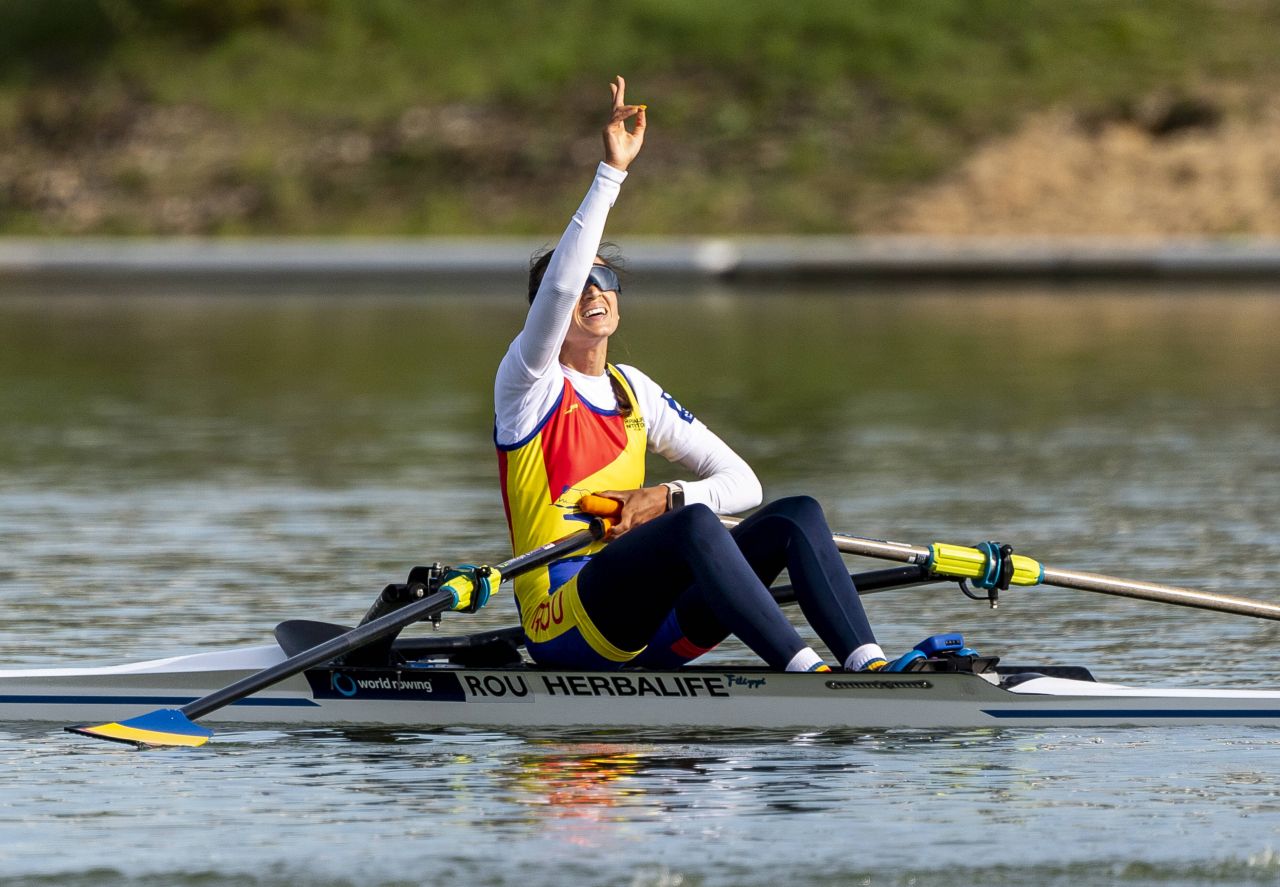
65, 709, 214, 748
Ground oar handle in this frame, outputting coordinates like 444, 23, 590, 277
579, 494, 622, 521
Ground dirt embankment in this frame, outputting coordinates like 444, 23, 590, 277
5, 89, 1280, 238
877, 94, 1280, 237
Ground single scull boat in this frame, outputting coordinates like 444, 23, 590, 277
18, 519, 1280, 746
6, 628, 1280, 730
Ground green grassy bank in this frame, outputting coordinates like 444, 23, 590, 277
1, 0, 1276, 236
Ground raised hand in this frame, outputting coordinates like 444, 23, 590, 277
603, 75, 647, 172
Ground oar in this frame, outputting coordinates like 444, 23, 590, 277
577, 495, 1280, 621
67, 519, 609, 748
718, 517, 1280, 622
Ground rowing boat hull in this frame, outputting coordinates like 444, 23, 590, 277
5, 644, 1280, 729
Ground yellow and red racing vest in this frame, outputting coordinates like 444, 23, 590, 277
496, 364, 646, 657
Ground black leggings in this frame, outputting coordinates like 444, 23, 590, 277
576, 496, 877, 669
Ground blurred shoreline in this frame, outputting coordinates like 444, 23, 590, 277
2, 236, 1280, 294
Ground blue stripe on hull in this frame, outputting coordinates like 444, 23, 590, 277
0, 694, 319, 707
984, 708, 1280, 719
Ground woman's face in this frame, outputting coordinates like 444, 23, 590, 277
563, 260, 620, 348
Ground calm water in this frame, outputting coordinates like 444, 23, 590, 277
2, 284, 1280, 886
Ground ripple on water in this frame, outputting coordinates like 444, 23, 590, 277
3, 291, 1280, 885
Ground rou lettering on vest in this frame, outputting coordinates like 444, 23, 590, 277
530, 594, 566, 632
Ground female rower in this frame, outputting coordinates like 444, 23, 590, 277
494, 76, 902, 674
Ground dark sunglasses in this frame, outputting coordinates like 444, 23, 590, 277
584, 265, 621, 295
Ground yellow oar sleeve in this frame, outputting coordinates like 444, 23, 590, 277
442, 566, 503, 612
928, 542, 1043, 587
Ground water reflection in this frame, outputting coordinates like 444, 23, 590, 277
227, 724, 1100, 827
503, 743, 650, 838
9, 716, 1280, 885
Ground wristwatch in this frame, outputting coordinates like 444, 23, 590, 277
665, 481, 685, 511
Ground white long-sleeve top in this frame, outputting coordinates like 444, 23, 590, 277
494, 163, 762, 515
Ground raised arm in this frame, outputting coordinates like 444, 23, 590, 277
512, 76, 647, 377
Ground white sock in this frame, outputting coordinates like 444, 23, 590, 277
844, 643, 887, 672
785, 647, 825, 673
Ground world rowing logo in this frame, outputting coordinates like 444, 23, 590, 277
327, 670, 440, 697
331, 672, 359, 697
306, 668, 467, 701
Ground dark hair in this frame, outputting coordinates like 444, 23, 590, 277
527, 242, 626, 305
526, 243, 632, 417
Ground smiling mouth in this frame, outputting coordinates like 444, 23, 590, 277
582, 306, 607, 319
